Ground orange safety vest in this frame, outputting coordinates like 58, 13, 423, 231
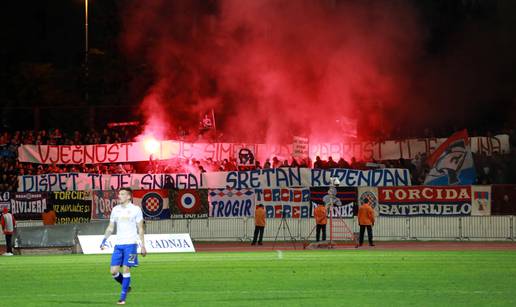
42, 211, 57, 225
255, 207, 266, 227
358, 204, 375, 226
314, 205, 327, 225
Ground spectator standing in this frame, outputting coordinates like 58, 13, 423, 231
327, 156, 338, 168
272, 157, 281, 168
42, 208, 57, 225
314, 156, 324, 169
337, 158, 350, 168
251, 205, 266, 246
314, 203, 327, 242
356, 198, 375, 248
1, 208, 16, 256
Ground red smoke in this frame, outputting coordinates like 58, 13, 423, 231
121, 0, 421, 144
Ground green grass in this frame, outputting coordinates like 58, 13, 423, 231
1, 250, 516, 306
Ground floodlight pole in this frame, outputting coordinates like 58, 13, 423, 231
84, 0, 89, 103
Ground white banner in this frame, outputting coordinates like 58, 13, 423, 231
18, 168, 411, 192
204, 168, 411, 189
17, 135, 510, 164
78, 234, 195, 254
471, 185, 491, 216
208, 188, 255, 217
17, 141, 290, 165
292, 136, 309, 158
18, 172, 204, 192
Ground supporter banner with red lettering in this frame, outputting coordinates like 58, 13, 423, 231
359, 186, 474, 216
19, 142, 139, 164
17, 141, 290, 165
17, 134, 509, 164
311, 134, 510, 161
255, 188, 311, 218
381, 186, 472, 216
91, 190, 117, 220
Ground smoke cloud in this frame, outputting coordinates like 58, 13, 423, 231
121, 0, 422, 143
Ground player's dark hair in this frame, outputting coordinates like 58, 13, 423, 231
362, 198, 369, 204
120, 187, 133, 195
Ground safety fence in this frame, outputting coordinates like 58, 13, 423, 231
144, 216, 516, 241
5, 216, 515, 247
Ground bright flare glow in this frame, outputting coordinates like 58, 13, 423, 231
144, 137, 160, 154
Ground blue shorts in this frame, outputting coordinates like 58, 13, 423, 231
111, 244, 139, 267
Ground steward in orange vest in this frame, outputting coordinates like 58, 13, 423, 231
42, 208, 57, 225
357, 199, 375, 247
252, 205, 266, 245
314, 203, 327, 242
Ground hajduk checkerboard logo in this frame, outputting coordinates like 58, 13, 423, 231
133, 189, 170, 220
359, 190, 378, 210
142, 192, 163, 217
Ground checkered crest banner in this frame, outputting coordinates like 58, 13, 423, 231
133, 189, 171, 220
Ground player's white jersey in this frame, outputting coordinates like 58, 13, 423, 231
110, 203, 143, 245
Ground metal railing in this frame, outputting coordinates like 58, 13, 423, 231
5, 216, 515, 245
144, 216, 516, 242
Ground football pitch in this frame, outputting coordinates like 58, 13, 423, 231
2, 250, 516, 306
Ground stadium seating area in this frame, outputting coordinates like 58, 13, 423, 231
1, 127, 515, 192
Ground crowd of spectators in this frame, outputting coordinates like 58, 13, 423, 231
362, 124, 516, 143
0, 127, 140, 146
1, 126, 515, 191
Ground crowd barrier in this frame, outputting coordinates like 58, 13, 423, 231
4, 216, 515, 248
143, 216, 516, 241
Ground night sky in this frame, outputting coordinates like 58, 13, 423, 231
1, 0, 515, 136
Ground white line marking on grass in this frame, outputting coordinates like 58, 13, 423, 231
277, 250, 284, 259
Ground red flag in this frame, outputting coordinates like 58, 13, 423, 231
274, 205, 283, 218
199, 109, 216, 130
292, 206, 300, 218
